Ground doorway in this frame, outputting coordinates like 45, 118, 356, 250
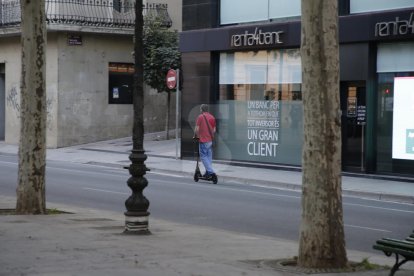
340, 81, 366, 171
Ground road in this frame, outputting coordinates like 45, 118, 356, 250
1, 154, 413, 254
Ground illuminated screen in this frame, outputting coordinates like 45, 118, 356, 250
392, 77, 414, 160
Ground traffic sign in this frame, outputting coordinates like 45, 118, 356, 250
166, 69, 177, 89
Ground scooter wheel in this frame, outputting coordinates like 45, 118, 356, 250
212, 175, 218, 184
194, 174, 199, 182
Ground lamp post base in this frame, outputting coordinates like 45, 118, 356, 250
124, 211, 151, 235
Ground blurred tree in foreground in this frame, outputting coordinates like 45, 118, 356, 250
16, 0, 47, 214
298, 0, 348, 269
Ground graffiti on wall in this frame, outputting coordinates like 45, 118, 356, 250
45, 97, 53, 130
6, 86, 20, 118
6, 86, 54, 129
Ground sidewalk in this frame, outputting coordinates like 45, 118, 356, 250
1, 137, 414, 275
1, 195, 413, 276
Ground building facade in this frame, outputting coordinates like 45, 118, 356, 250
0, 0, 181, 148
180, 0, 414, 178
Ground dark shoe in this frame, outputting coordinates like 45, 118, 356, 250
211, 173, 218, 184
204, 172, 215, 179
208, 173, 217, 181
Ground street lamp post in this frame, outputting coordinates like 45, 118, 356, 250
124, 0, 150, 234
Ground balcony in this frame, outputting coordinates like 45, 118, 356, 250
0, 0, 172, 33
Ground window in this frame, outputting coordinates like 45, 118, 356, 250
376, 42, 414, 175
113, 0, 134, 13
350, 0, 414, 14
219, 50, 302, 100
220, 0, 301, 25
108, 63, 134, 104
377, 43, 414, 73
216, 49, 303, 165
269, 0, 300, 20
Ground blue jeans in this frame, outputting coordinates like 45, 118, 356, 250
199, 142, 214, 175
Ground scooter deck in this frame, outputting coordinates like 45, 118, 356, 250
194, 171, 218, 184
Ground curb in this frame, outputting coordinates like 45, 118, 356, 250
342, 189, 414, 204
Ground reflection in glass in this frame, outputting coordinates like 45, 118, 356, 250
217, 49, 303, 166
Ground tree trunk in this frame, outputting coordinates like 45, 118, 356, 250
16, 0, 47, 214
298, 0, 347, 268
165, 91, 171, 140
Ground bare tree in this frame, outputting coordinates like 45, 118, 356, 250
16, 0, 47, 214
298, 0, 347, 268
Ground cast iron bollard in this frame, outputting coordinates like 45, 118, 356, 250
124, 149, 150, 234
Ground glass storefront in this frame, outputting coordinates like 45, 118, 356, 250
376, 42, 414, 175
181, 2, 414, 178
216, 49, 303, 165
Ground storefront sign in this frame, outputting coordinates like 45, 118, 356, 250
375, 12, 414, 37
108, 63, 134, 73
231, 27, 284, 48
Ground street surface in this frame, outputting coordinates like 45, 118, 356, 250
0, 154, 413, 254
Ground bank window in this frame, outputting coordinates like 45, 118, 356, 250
350, 0, 414, 14
376, 42, 414, 175
219, 49, 302, 101
108, 62, 134, 104
220, 0, 300, 25
216, 49, 303, 166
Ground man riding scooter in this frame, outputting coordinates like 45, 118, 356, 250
193, 104, 217, 183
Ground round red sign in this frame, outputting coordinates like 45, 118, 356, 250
166, 69, 177, 89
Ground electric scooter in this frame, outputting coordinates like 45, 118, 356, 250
193, 138, 218, 184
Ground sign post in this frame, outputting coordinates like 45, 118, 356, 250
166, 69, 180, 159
357, 105, 366, 171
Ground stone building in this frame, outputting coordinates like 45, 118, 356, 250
0, 0, 181, 148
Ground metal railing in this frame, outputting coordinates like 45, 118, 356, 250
0, 0, 172, 29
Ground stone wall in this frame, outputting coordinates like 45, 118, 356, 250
0, 32, 177, 148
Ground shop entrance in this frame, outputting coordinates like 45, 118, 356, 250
340, 81, 366, 171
